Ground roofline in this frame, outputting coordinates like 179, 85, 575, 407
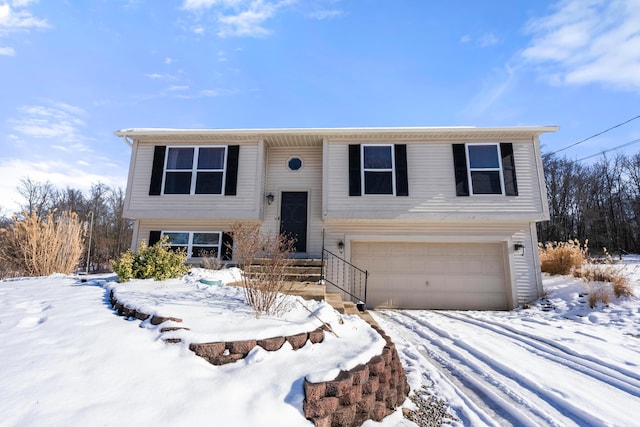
114, 125, 559, 138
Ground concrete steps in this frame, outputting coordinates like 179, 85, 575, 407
246, 258, 323, 283
244, 257, 372, 322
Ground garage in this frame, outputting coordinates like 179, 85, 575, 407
351, 241, 510, 310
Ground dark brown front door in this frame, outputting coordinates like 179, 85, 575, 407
280, 191, 308, 253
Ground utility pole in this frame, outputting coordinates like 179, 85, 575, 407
86, 211, 94, 274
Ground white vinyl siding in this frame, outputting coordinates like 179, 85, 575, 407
262, 146, 323, 255
125, 142, 260, 219
324, 139, 545, 221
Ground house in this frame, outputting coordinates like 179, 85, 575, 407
115, 126, 558, 310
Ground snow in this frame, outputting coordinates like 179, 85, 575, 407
374, 258, 640, 427
2, 260, 640, 426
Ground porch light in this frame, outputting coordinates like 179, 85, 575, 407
338, 240, 344, 254
266, 193, 274, 205
514, 242, 525, 256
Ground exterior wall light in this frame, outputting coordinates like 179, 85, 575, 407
514, 242, 525, 256
338, 240, 344, 254
266, 193, 274, 205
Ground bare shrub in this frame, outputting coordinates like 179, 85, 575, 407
574, 247, 635, 300
539, 239, 587, 275
0, 210, 84, 277
586, 282, 611, 308
230, 222, 296, 317
199, 250, 222, 270
611, 278, 635, 298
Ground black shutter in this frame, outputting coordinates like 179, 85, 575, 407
149, 230, 161, 246
452, 144, 469, 196
348, 144, 361, 196
394, 144, 409, 196
500, 143, 518, 196
149, 146, 166, 196
221, 232, 233, 261
224, 145, 240, 196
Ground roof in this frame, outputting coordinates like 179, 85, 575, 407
114, 126, 559, 146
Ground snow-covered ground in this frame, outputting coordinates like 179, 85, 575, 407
1, 260, 639, 426
375, 258, 640, 427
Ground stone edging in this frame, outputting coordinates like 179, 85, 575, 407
110, 290, 409, 426
109, 290, 326, 365
302, 324, 409, 427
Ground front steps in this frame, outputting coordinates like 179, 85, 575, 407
246, 258, 323, 283
245, 257, 367, 318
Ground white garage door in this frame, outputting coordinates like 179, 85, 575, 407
351, 242, 509, 310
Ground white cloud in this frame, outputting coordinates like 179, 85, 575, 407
478, 33, 499, 47
8, 102, 90, 144
308, 9, 342, 20
164, 57, 174, 64
166, 85, 189, 91
181, 0, 295, 38
182, 0, 244, 10
463, 64, 518, 117
0, 2, 49, 34
217, 1, 278, 38
522, 0, 640, 91
0, 45, 14, 55
145, 72, 176, 80
460, 32, 500, 47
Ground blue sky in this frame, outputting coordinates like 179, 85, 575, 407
1, 0, 639, 213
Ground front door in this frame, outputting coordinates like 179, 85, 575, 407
280, 191, 308, 253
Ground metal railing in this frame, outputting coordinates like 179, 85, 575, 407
320, 247, 368, 310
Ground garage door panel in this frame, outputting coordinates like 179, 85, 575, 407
352, 242, 508, 310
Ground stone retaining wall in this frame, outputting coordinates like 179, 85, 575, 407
302, 324, 409, 427
110, 291, 409, 426
110, 290, 326, 365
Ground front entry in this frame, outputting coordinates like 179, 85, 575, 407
280, 191, 308, 253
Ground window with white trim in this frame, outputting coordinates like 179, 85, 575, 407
163, 146, 227, 194
162, 231, 222, 258
362, 144, 396, 195
466, 143, 505, 195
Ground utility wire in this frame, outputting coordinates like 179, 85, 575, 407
576, 137, 640, 162
550, 114, 640, 155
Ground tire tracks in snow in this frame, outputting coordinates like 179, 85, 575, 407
377, 310, 626, 427
438, 311, 640, 395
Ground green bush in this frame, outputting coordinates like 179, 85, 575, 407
111, 236, 189, 282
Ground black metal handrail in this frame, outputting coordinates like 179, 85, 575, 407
320, 247, 368, 310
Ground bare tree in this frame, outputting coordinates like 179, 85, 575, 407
17, 177, 55, 217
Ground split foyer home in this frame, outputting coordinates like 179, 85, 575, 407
115, 126, 558, 311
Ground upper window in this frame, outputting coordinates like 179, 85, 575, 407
466, 144, 504, 195
362, 144, 396, 195
163, 146, 226, 194
162, 231, 222, 258
452, 142, 518, 197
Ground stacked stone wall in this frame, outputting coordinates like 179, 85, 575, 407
302, 325, 409, 427
110, 291, 409, 426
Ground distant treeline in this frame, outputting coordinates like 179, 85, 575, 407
0, 178, 132, 273
538, 152, 640, 255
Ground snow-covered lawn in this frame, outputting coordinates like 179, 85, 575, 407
1, 260, 639, 426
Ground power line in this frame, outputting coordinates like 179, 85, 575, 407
576, 137, 640, 162
550, 114, 640, 155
